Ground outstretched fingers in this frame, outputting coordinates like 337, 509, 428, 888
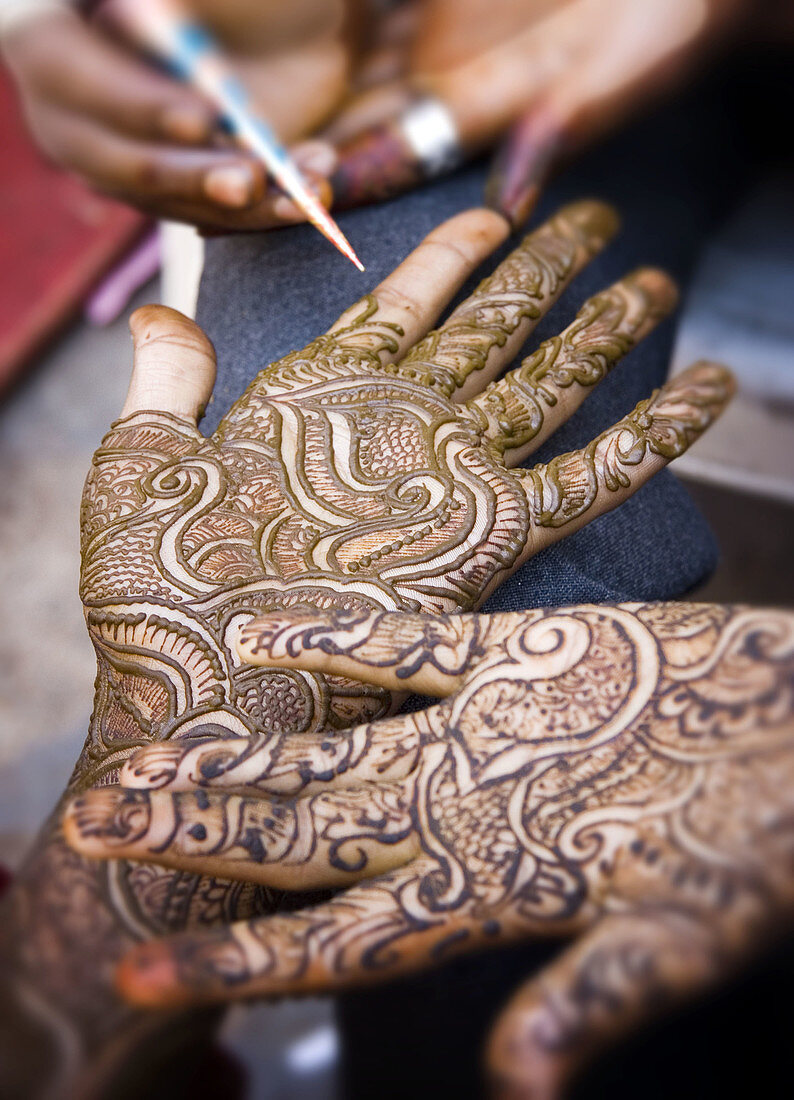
517, 361, 735, 557
326, 208, 511, 365
236, 607, 485, 696
63, 782, 419, 890
486, 911, 726, 1100
467, 268, 678, 465
397, 199, 620, 401
115, 860, 475, 1008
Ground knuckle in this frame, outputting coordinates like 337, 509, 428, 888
375, 281, 422, 316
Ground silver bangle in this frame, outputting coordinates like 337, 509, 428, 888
398, 96, 463, 179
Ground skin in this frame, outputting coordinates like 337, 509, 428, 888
4, 1, 768, 229
409, 0, 749, 147
2, 1, 351, 229
328, 0, 754, 213
66, 601, 794, 1098
0, 203, 731, 1094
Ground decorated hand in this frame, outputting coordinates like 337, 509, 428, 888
4, 201, 730, 1092
67, 601, 794, 1097
75, 199, 731, 774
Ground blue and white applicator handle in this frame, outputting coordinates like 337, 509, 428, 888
112, 0, 365, 269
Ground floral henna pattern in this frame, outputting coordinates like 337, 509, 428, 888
74, 203, 720, 794
69, 602, 794, 1027
5, 203, 732, 1090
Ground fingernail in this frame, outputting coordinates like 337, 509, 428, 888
273, 195, 303, 221
630, 267, 680, 313
273, 177, 332, 222
122, 744, 183, 789
117, 943, 181, 1007
485, 117, 559, 229
563, 198, 620, 244
161, 103, 213, 144
294, 141, 339, 178
204, 165, 256, 208
63, 788, 148, 852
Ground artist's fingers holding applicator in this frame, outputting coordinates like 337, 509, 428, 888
4, 8, 260, 216
330, 0, 748, 218
486, 0, 750, 225
2, 4, 340, 231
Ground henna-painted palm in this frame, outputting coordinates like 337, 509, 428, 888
6, 201, 731, 1088
67, 602, 794, 1097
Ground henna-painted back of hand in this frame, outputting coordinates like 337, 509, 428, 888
5, 201, 730, 1091
69, 602, 794, 1097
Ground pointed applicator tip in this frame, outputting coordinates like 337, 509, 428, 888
338, 240, 366, 271
330, 227, 366, 271
316, 217, 366, 271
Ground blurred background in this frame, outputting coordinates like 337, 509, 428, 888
0, 1, 793, 1097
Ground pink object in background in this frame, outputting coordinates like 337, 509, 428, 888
0, 64, 149, 397
84, 227, 162, 326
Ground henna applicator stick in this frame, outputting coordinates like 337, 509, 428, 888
109, 0, 365, 270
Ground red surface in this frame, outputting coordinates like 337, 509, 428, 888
0, 65, 148, 395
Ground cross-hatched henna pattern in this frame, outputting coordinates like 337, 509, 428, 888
4, 202, 732, 1091
68, 602, 794, 1096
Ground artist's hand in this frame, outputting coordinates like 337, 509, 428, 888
330, 0, 750, 216
2, 2, 350, 229
68, 601, 794, 1098
4, 201, 730, 1092
414, 0, 747, 142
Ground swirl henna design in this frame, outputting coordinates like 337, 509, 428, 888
5, 202, 730, 1091
73, 201, 728, 793
67, 602, 794, 1095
